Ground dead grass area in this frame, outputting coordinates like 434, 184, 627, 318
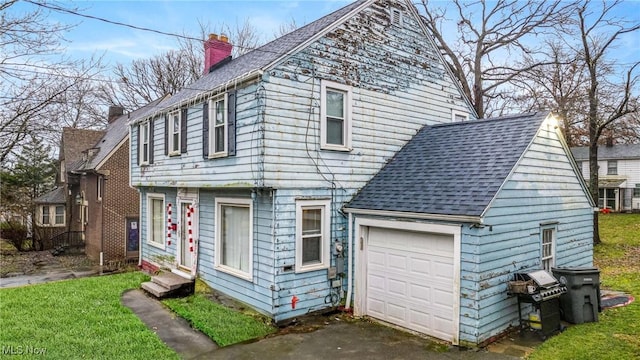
0, 241, 95, 278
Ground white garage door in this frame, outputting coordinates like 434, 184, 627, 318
365, 227, 455, 342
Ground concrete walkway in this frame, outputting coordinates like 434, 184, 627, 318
121, 289, 218, 359
0, 268, 98, 288
121, 288, 521, 360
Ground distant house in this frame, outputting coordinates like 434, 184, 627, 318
34, 128, 105, 249
345, 112, 595, 345
571, 144, 640, 211
127, 0, 593, 347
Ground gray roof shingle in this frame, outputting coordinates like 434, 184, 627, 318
34, 187, 66, 204
346, 112, 548, 217
571, 144, 640, 161
83, 97, 167, 170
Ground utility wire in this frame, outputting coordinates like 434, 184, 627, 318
23, 0, 283, 55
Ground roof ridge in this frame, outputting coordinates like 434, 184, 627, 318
430, 111, 546, 129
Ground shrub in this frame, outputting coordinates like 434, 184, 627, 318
0, 221, 28, 251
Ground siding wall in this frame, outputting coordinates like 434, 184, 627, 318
139, 187, 177, 267
458, 124, 594, 345
579, 158, 640, 185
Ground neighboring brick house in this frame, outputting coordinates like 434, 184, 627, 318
34, 128, 105, 249
572, 144, 640, 211
71, 101, 165, 264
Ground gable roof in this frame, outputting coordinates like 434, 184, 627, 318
82, 97, 168, 170
571, 144, 640, 161
345, 112, 549, 218
61, 128, 106, 172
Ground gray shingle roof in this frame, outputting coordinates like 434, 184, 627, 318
61, 128, 106, 172
346, 112, 549, 217
571, 144, 640, 161
34, 187, 66, 204
83, 97, 167, 170
138, 0, 369, 116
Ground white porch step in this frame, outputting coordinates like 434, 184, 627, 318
152, 272, 192, 291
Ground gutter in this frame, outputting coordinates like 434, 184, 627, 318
343, 208, 482, 224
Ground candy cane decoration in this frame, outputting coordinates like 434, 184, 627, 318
187, 205, 194, 253
167, 203, 172, 246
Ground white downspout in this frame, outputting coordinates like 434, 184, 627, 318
345, 212, 353, 309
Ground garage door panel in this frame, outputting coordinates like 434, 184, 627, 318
366, 227, 455, 342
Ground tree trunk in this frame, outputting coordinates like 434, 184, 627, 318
589, 139, 601, 245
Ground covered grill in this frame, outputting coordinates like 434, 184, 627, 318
508, 270, 567, 336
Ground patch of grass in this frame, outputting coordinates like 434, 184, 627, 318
528, 213, 640, 360
163, 293, 276, 347
0, 272, 178, 359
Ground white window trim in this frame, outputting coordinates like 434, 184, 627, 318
295, 199, 331, 273
168, 110, 181, 156
37, 205, 65, 227
140, 122, 150, 165
208, 94, 228, 158
147, 193, 165, 249
607, 160, 617, 175
452, 110, 469, 122
541, 226, 556, 271
320, 80, 352, 151
215, 197, 253, 281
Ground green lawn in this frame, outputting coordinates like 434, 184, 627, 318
0, 272, 178, 359
528, 213, 640, 360
163, 292, 276, 347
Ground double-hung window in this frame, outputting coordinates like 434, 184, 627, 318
147, 194, 165, 248
140, 122, 150, 165
209, 95, 228, 157
37, 205, 65, 226
295, 199, 331, 272
541, 226, 556, 271
452, 110, 469, 122
321, 81, 351, 151
168, 111, 181, 155
215, 198, 252, 280
607, 160, 617, 175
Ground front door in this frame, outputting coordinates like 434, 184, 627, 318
178, 202, 194, 270
126, 217, 139, 258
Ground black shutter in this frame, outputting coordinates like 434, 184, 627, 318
164, 114, 169, 155
202, 102, 209, 158
136, 124, 141, 165
181, 108, 188, 153
149, 119, 155, 164
227, 90, 237, 156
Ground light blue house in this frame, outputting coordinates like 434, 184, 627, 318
345, 112, 595, 345
128, 0, 593, 347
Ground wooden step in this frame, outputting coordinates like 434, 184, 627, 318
141, 281, 172, 298
152, 272, 193, 291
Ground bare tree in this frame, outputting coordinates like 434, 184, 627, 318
0, 0, 105, 163
99, 19, 263, 110
419, 0, 570, 118
570, 0, 640, 244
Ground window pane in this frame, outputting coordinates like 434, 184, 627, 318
142, 124, 148, 142
302, 236, 321, 264
221, 205, 250, 272
143, 144, 149, 162
172, 133, 179, 151
151, 199, 164, 244
326, 118, 344, 145
215, 100, 225, 125
42, 207, 50, 225
326, 90, 344, 118
215, 126, 225, 153
55, 206, 64, 224
173, 115, 180, 132
302, 208, 322, 234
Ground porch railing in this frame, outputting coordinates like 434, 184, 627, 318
50, 231, 84, 255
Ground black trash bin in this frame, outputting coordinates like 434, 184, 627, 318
552, 267, 600, 324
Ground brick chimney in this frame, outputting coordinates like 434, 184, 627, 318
108, 106, 124, 124
204, 33, 232, 74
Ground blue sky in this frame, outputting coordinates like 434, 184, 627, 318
17, 0, 352, 67
8, 0, 640, 72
